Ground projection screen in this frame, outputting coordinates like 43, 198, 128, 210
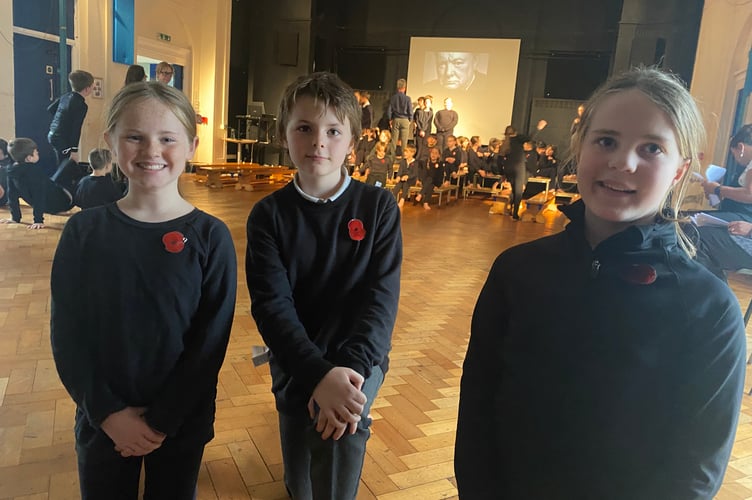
406, 37, 521, 143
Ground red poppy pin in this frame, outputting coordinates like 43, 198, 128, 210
162, 231, 187, 253
619, 264, 657, 285
348, 219, 366, 241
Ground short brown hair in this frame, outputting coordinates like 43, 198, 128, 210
277, 72, 361, 145
8, 138, 37, 162
69, 70, 94, 92
88, 149, 112, 170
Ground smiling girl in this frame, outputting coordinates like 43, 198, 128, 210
455, 68, 746, 499
50, 81, 236, 499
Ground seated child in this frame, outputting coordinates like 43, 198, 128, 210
0, 138, 11, 206
416, 146, 449, 211
74, 148, 126, 209
364, 142, 390, 187
4, 138, 74, 229
417, 134, 437, 164
392, 144, 418, 207
366, 129, 396, 170
354, 128, 376, 172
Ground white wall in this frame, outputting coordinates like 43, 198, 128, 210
691, 0, 752, 166
1, 0, 232, 162
0, 0, 16, 141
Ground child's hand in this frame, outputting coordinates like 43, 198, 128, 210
28, 223, 45, 230
308, 367, 366, 440
101, 407, 165, 457
401, 175, 408, 181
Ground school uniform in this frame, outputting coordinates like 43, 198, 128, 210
246, 178, 401, 499
7, 161, 73, 224
51, 205, 237, 498
456, 200, 746, 499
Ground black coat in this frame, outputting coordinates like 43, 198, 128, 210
456, 201, 746, 499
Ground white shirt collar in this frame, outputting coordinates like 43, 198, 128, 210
293, 166, 351, 203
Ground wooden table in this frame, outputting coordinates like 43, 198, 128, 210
193, 163, 295, 190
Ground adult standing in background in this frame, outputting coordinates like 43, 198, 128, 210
124, 65, 146, 86
500, 119, 547, 220
388, 78, 412, 156
155, 61, 174, 85
434, 97, 458, 153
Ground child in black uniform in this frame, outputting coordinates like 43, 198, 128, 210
393, 144, 418, 208
455, 67, 746, 499
0, 138, 11, 206
3, 138, 74, 229
47, 70, 94, 164
245, 72, 402, 500
51, 81, 237, 499
74, 148, 126, 209
416, 146, 448, 211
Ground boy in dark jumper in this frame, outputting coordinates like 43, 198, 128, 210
364, 141, 390, 187
3, 138, 74, 229
74, 148, 126, 209
393, 144, 418, 208
245, 72, 402, 500
47, 70, 94, 164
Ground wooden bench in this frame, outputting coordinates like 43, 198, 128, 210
408, 182, 459, 207
193, 163, 295, 190
520, 190, 556, 223
464, 174, 502, 199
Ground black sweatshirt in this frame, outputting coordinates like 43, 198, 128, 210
7, 161, 72, 223
74, 175, 125, 209
455, 201, 746, 499
51, 205, 237, 444
246, 181, 402, 413
47, 91, 88, 153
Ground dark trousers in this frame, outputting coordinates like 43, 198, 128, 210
278, 366, 384, 500
415, 134, 427, 160
696, 225, 752, 279
393, 178, 416, 200
75, 410, 204, 500
365, 172, 387, 188
435, 132, 449, 154
508, 168, 526, 219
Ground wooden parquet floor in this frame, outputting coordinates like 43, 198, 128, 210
2, 175, 752, 499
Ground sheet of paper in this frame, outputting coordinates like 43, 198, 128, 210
705, 164, 726, 183
690, 212, 729, 227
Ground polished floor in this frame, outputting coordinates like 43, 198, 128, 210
1, 175, 752, 499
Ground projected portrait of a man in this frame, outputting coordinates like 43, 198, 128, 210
425, 52, 488, 93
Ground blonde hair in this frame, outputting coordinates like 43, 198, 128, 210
104, 81, 197, 141
569, 67, 705, 257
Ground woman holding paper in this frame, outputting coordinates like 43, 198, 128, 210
700, 124, 752, 221
696, 125, 752, 277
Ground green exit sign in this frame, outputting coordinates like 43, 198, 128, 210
158, 33, 171, 42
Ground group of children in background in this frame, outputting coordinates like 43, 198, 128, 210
349, 121, 561, 213
0, 139, 125, 228
0, 61, 178, 229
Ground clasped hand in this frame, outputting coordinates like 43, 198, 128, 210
101, 406, 165, 457
307, 367, 366, 441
